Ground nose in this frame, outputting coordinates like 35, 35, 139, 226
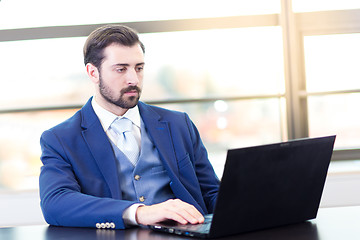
125, 68, 140, 86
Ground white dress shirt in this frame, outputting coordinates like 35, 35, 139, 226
91, 97, 141, 148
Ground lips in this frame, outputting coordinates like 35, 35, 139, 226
122, 90, 139, 98
125, 90, 138, 94
121, 86, 141, 97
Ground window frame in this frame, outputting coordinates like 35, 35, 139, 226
283, 3, 360, 160
1, 0, 360, 161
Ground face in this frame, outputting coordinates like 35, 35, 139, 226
88, 43, 145, 115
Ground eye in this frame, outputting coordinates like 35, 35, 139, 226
136, 66, 144, 72
116, 67, 126, 73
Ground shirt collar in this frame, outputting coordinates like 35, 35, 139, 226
91, 97, 141, 132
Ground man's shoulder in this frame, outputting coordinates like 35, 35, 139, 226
45, 98, 95, 134
138, 101, 186, 118
46, 109, 83, 134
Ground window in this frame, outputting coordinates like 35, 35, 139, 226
304, 33, 360, 149
293, 0, 360, 13
160, 99, 285, 176
0, 110, 77, 190
140, 27, 285, 101
308, 94, 360, 149
0, 37, 90, 109
304, 34, 360, 93
1, 0, 360, 190
140, 27, 286, 177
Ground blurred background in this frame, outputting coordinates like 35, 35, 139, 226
1, 0, 360, 225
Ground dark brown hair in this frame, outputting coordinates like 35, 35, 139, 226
83, 24, 145, 69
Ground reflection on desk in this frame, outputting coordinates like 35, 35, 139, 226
0, 206, 359, 240
0, 224, 318, 240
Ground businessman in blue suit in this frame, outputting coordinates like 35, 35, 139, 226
39, 25, 219, 229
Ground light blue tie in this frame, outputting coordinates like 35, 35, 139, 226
111, 117, 140, 166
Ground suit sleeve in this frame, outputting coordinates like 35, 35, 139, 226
184, 113, 220, 213
39, 130, 134, 229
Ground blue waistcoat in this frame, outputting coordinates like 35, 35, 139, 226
111, 120, 175, 205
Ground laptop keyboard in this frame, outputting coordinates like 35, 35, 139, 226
172, 214, 212, 233
177, 221, 210, 232
150, 214, 213, 237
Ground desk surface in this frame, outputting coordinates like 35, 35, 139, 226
1, 206, 359, 240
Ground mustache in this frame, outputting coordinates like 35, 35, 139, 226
121, 86, 141, 94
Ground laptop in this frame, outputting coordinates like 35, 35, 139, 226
148, 135, 336, 238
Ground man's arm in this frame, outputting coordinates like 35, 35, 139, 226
40, 129, 205, 229
39, 129, 134, 229
184, 113, 220, 213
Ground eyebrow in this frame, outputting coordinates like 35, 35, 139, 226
112, 62, 145, 67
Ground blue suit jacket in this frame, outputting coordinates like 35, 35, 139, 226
39, 98, 219, 229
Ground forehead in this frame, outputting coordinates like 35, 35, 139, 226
102, 43, 144, 65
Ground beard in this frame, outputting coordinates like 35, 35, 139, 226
98, 74, 141, 109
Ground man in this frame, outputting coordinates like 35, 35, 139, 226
39, 24, 219, 230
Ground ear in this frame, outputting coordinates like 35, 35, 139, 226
86, 63, 100, 84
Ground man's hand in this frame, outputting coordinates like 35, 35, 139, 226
135, 199, 205, 225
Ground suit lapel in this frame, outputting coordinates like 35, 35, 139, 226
80, 98, 121, 199
138, 102, 179, 177
138, 103, 205, 213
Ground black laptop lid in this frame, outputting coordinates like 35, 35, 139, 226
209, 135, 336, 238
